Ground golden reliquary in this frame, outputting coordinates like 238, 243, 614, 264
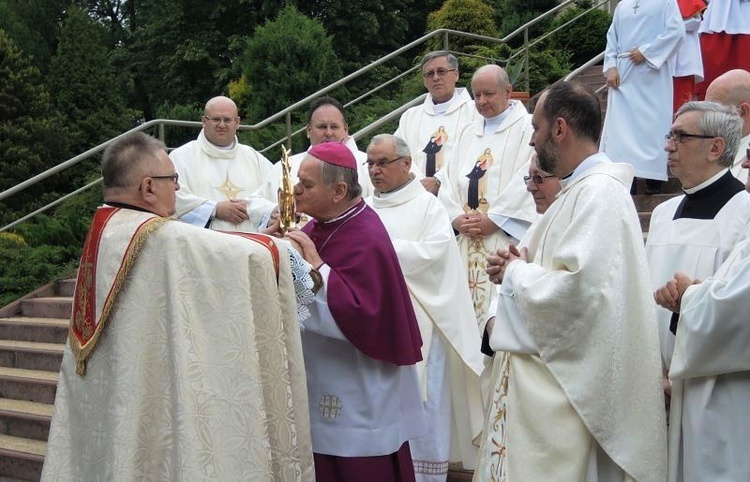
278, 145, 297, 234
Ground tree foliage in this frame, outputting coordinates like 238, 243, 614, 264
488, 0, 559, 45
426, 0, 499, 52
48, 6, 138, 158
0, 30, 69, 221
549, 1, 611, 66
240, 5, 342, 122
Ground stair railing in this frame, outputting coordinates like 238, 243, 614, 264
1, 2, 614, 232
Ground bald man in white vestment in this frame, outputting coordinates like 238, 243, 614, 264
438, 64, 537, 330
366, 134, 484, 482
170, 95, 276, 232
705, 68, 750, 183
480, 82, 666, 482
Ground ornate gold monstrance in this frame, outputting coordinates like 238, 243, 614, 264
278, 145, 297, 234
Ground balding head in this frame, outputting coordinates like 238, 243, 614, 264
201, 96, 241, 147
471, 64, 512, 118
705, 69, 750, 137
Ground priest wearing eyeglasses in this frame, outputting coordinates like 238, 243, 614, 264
394, 51, 480, 195
170, 95, 276, 232
366, 134, 484, 482
42, 132, 313, 481
646, 101, 750, 482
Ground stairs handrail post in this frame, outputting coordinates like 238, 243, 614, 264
285, 112, 293, 150
443, 30, 450, 51
523, 27, 531, 93
158, 122, 165, 143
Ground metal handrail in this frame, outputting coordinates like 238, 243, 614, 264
1, 4, 613, 232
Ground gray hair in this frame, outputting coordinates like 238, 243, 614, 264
420, 50, 458, 71
368, 134, 411, 159
101, 133, 166, 192
320, 162, 362, 200
472, 64, 511, 89
676, 101, 743, 167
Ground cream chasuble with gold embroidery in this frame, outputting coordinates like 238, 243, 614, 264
42, 208, 313, 482
438, 100, 537, 328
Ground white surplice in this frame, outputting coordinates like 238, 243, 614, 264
170, 129, 275, 231
41, 209, 313, 482
669, 236, 750, 482
601, 0, 685, 181
395, 88, 481, 182
646, 174, 750, 369
438, 100, 538, 329
699, 0, 750, 34
368, 177, 484, 480
476, 157, 666, 482
255, 137, 374, 204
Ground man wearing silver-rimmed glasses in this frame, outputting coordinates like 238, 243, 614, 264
394, 50, 480, 195
646, 100, 750, 482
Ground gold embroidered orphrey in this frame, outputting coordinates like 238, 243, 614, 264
70, 209, 169, 375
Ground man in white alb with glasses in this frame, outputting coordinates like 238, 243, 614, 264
170, 95, 276, 233
395, 51, 480, 195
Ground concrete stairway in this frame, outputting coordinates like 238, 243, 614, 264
0, 279, 72, 481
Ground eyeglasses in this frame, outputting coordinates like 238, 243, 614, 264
422, 68, 457, 79
203, 115, 237, 125
364, 156, 405, 169
523, 174, 556, 185
150, 173, 180, 183
665, 131, 716, 144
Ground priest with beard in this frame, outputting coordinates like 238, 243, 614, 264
482, 82, 666, 481
365, 134, 484, 482
286, 141, 426, 482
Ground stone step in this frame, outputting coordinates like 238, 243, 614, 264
0, 398, 53, 442
0, 319, 67, 345
19, 299, 72, 321
56, 279, 76, 298
448, 467, 473, 481
0, 368, 58, 405
0, 341, 63, 372
0, 434, 45, 481
639, 212, 652, 233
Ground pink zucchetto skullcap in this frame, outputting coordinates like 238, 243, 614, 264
308, 141, 357, 170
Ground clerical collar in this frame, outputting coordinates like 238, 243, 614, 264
559, 153, 609, 189
483, 103, 514, 136
104, 201, 156, 214
214, 139, 236, 150
431, 90, 457, 115
673, 169, 744, 220
374, 174, 416, 198
323, 199, 366, 224
683, 168, 729, 194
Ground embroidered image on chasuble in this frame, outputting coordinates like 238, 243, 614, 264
423, 126, 449, 177
438, 104, 537, 328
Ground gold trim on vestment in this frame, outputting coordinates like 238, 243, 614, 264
70, 216, 169, 375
